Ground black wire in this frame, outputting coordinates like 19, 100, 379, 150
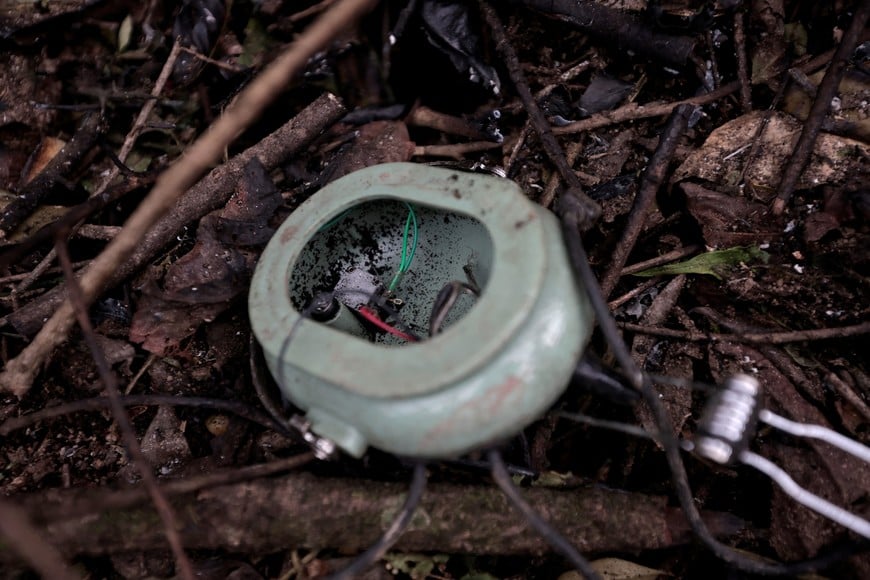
488, 449, 602, 580
250, 334, 286, 423
558, 204, 866, 575
428, 280, 479, 336
445, 457, 538, 478
559, 214, 642, 389
325, 462, 428, 580
647, 373, 716, 393
556, 411, 656, 441
277, 289, 421, 393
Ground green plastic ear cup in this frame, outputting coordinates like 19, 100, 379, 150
249, 163, 594, 458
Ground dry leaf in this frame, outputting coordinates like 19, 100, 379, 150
673, 111, 870, 199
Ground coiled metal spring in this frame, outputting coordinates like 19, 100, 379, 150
695, 374, 760, 464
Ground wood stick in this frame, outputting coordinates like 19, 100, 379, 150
0, 0, 373, 398
10, 473, 739, 560
1, 93, 345, 393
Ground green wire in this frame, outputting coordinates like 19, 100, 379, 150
319, 209, 351, 232
404, 204, 418, 268
388, 203, 418, 292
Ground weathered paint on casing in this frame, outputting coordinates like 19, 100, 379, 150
249, 163, 593, 458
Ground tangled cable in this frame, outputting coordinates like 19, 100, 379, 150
557, 194, 867, 576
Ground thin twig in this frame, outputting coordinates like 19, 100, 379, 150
772, 0, 870, 214
412, 141, 502, 159
53, 239, 195, 580
0, 393, 291, 436
608, 277, 661, 310
825, 372, 870, 423
0, 260, 87, 285
0, 499, 79, 580
733, 9, 752, 113
0, 0, 374, 397
407, 106, 491, 140
553, 82, 738, 135
0, 113, 105, 239
539, 140, 584, 209
290, 0, 338, 22
4, 94, 344, 339
618, 320, 870, 344
599, 105, 695, 298
552, 46, 836, 138
124, 353, 156, 394
505, 122, 531, 173
621, 245, 700, 276
478, 0, 600, 227
11, 248, 57, 301
179, 45, 243, 74
120, 42, 183, 163
36, 453, 315, 522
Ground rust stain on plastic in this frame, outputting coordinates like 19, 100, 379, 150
420, 375, 523, 451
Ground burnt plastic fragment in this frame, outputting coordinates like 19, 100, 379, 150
172, 0, 227, 85
577, 75, 634, 116
420, 0, 501, 94
589, 175, 637, 201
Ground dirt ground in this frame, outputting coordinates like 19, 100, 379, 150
0, 0, 868, 578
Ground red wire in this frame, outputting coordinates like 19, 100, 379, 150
357, 306, 418, 342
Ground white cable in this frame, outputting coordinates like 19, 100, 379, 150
739, 450, 870, 539
758, 410, 870, 464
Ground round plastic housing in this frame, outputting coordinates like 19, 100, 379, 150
249, 163, 593, 458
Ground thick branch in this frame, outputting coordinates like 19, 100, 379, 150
0, 113, 104, 239
5, 93, 345, 339
518, 0, 696, 66
12, 473, 739, 560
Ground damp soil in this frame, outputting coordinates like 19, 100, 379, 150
1, 1, 868, 578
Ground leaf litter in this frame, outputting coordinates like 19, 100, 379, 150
0, 1, 868, 578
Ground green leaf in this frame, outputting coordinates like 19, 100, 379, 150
632, 246, 769, 280
384, 553, 449, 579
118, 15, 133, 53
532, 470, 572, 488
560, 558, 665, 580
238, 18, 275, 68
784, 22, 808, 57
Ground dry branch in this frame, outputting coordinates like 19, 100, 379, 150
519, 0, 695, 66
55, 240, 195, 580
1, 93, 345, 391
0, 113, 105, 239
772, 0, 870, 214
479, 0, 599, 227
0, 499, 79, 580
9, 473, 739, 561
0, 0, 374, 397
598, 104, 694, 298
619, 320, 870, 344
